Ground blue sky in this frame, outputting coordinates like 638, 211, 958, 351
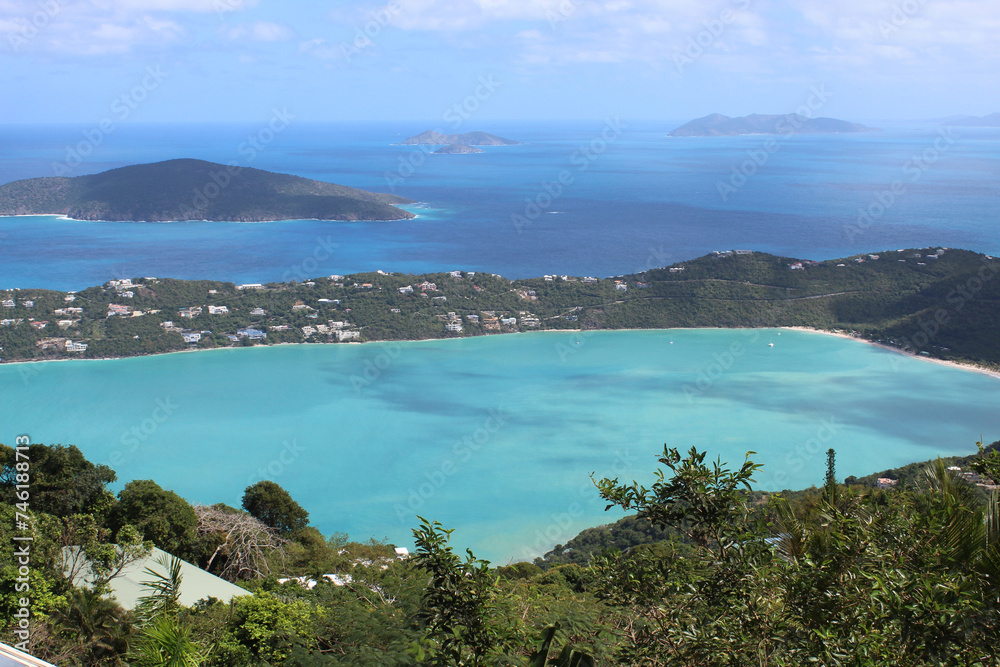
1, 0, 997, 124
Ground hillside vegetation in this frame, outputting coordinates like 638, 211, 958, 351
3, 440, 999, 665
0, 159, 415, 222
2, 247, 997, 369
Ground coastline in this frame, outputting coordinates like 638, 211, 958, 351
5, 326, 1000, 382
781, 326, 1000, 381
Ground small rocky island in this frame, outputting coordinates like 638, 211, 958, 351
0, 159, 415, 222
395, 130, 521, 155
669, 113, 877, 137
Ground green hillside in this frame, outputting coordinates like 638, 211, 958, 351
0, 159, 415, 222
1, 247, 997, 368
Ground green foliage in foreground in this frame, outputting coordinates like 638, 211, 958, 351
3, 440, 1000, 665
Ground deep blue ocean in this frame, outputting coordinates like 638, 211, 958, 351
1, 121, 998, 290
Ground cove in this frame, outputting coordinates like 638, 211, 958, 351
1, 329, 998, 563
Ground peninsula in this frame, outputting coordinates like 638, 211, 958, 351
0, 159, 415, 222
1, 248, 997, 370
669, 113, 876, 137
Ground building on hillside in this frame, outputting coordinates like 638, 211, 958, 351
237, 328, 267, 340
62, 546, 248, 611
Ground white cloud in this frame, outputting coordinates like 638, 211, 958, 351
225, 21, 295, 42
113, 0, 256, 12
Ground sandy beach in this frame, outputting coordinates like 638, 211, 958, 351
782, 326, 1000, 381
4, 326, 1000, 382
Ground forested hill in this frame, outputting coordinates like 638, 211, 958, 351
0, 159, 415, 222
0, 247, 997, 368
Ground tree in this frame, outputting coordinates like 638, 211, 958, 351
825, 447, 837, 503
110, 480, 198, 558
241, 481, 309, 536
130, 554, 206, 667
410, 517, 516, 666
592, 445, 1000, 665
193, 504, 285, 581
0, 443, 116, 517
49, 587, 134, 666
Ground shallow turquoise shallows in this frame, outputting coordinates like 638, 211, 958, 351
2, 329, 998, 562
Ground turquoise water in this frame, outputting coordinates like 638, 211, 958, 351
2, 329, 998, 562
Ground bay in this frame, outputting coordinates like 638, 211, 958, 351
2, 329, 997, 563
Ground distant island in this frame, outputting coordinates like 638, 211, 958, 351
2, 247, 997, 372
944, 112, 1000, 127
669, 113, 877, 137
396, 130, 521, 147
0, 159, 415, 222
433, 144, 483, 154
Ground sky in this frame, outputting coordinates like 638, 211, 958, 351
1, 0, 998, 124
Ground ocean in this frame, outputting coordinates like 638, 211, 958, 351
1, 122, 998, 561
3, 329, 998, 562
1, 121, 998, 290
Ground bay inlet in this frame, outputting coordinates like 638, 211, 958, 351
2, 328, 998, 563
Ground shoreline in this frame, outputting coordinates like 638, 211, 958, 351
5, 326, 1000, 382
781, 326, 1000, 381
